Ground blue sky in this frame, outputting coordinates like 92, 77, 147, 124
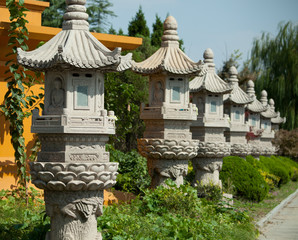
108, 0, 298, 70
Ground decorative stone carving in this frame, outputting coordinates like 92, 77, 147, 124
196, 142, 230, 158
138, 138, 199, 160
132, 16, 202, 188
30, 162, 118, 191
230, 143, 251, 157
148, 159, 188, 188
18, 0, 131, 238
190, 49, 232, 188
49, 77, 65, 110
44, 190, 103, 240
138, 139, 199, 188
192, 158, 222, 187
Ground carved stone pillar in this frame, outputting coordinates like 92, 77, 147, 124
192, 142, 230, 187
138, 139, 199, 188
31, 162, 117, 240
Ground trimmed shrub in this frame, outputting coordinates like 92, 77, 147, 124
107, 145, 151, 194
220, 156, 269, 202
246, 155, 280, 189
259, 156, 290, 186
277, 156, 298, 181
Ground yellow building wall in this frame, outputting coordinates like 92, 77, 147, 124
0, 0, 142, 194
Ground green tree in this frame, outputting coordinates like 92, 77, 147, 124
105, 36, 158, 152
151, 14, 163, 47
218, 50, 257, 88
41, 0, 116, 33
87, 0, 116, 33
251, 21, 298, 130
41, 0, 65, 28
128, 6, 150, 37
108, 25, 117, 35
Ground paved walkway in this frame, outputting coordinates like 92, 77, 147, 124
258, 189, 298, 240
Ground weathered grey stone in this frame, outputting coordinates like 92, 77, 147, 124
190, 49, 231, 187
17, 0, 130, 238
133, 16, 202, 187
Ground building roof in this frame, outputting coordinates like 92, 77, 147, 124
17, 0, 132, 71
269, 99, 286, 124
131, 16, 202, 76
189, 48, 232, 93
224, 66, 253, 104
259, 90, 278, 118
246, 80, 268, 113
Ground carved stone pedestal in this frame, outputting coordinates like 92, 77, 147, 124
138, 138, 199, 188
230, 143, 251, 157
30, 162, 118, 240
192, 157, 222, 187
192, 142, 230, 187
44, 190, 103, 240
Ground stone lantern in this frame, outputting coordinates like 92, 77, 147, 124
189, 48, 232, 187
133, 16, 202, 188
17, 0, 132, 239
259, 90, 278, 156
270, 99, 286, 132
245, 80, 267, 158
223, 66, 253, 157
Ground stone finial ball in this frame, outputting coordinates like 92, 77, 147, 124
229, 66, 238, 75
269, 98, 275, 106
203, 48, 214, 60
247, 80, 254, 88
261, 90, 268, 97
163, 16, 178, 31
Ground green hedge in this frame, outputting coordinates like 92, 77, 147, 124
108, 145, 151, 194
259, 156, 290, 186
220, 156, 269, 202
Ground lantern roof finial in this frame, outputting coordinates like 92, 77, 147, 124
161, 16, 179, 47
62, 0, 89, 30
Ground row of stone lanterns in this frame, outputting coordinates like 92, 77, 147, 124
16, 1, 285, 238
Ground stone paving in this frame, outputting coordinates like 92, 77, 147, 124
258, 190, 298, 240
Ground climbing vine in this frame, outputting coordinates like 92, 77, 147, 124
0, 0, 43, 188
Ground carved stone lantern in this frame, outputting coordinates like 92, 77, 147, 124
223, 66, 253, 157
17, 0, 132, 239
189, 48, 232, 187
259, 91, 278, 156
270, 99, 286, 132
245, 80, 267, 158
133, 16, 201, 188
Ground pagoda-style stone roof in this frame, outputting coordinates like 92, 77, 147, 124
269, 99, 286, 124
260, 90, 278, 118
190, 48, 232, 93
224, 66, 253, 104
131, 16, 202, 75
17, 0, 131, 71
246, 80, 267, 113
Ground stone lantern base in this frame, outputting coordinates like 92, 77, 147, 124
192, 142, 230, 188
30, 162, 118, 240
230, 143, 251, 158
138, 138, 199, 188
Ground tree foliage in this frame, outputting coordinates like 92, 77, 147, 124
251, 21, 298, 130
128, 6, 150, 37
151, 14, 163, 47
218, 50, 257, 88
41, 0, 115, 33
87, 0, 116, 33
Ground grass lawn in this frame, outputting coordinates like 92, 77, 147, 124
233, 180, 298, 222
